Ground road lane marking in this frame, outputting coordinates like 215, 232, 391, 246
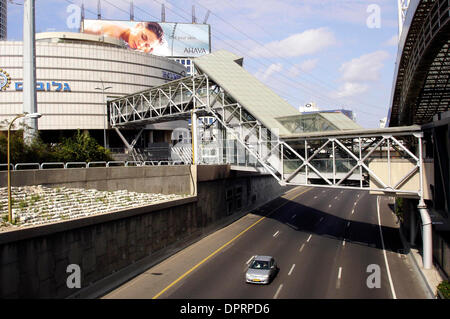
152, 187, 312, 299
246, 256, 255, 265
377, 196, 397, 299
299, 244, 305, 252
314, 196, 318, 199
351, 209, 355, 215
347, 222, 350, 228
342, 240, 346, 247
273, 231, 280, 237
334, 196, 338, 200
273, 284, 283, 299
329, 204, 332, 208
291, 214, 296, 219
336, 267, 342, 289
307, 235, 312, 242
288, 264, 296, 276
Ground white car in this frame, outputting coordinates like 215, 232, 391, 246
245, 256, 278, 284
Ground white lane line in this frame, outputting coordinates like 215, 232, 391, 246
357, 194, 360, 198
288, 264, 296, 276
351, 209, 355, 215
314, 196, 318, 199
246, 256, 254, 265
336, 267, 342, 289
377, 196, 397, 299
347, 222, 351, 228
299, 243, 305, 252
273, 284, 283, 299
334, 196, 338, 200
340, 191, 344, 194
342, 240, 346, 247
329, 204, 332, 208
291, 214, 297, 219
273, 231, 280, 238
307, 234, 312, 242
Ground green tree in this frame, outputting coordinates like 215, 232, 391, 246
53, 130, 113, 163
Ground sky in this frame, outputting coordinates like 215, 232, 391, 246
5, 0, 402, 128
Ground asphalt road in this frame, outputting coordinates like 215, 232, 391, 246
104, 187, 429, 299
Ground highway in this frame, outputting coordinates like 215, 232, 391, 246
104, 187, 429, 299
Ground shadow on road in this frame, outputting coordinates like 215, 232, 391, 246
250, 192, 407, 255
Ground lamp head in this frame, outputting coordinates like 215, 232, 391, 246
25, 112, 42, 119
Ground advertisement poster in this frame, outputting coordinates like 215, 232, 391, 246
82, 19, 210, 57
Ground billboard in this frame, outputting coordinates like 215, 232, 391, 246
82, 19, 210, 57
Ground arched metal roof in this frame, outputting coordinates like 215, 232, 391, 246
388, 0, 450, 127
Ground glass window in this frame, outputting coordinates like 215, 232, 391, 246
186, 60, 191, 65
181, 60, 185, 65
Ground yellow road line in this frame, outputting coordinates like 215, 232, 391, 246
152, 186, 311, 299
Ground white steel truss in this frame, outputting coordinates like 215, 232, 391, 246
110, 74, 425, 197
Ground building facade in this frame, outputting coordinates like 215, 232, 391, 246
0, 32, 186, 148
0, 0, 6, 40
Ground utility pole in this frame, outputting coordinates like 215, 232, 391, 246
130, 1, 134, 21
97, 0, 101, 20
22, 0, 38, 145
95, 80, 112, 149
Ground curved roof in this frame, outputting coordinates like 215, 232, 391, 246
194, 50, 300, 136
36, 32, 126, 48
388, 0, 450, 127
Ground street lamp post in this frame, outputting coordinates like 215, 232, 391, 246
7, 112, 42, 223
95, 81, 112, 149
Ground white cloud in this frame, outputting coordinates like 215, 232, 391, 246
336, 82, 369, 98
334, 51, 390, 97
248, 27, 336, 58
384, 35, 398, 46
300, 58, 319, 72
339, 50, 390, 83
256, 63, 284, 81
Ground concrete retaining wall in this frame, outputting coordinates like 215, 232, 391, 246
0, 166, 193, 195
0, 165, 289, 298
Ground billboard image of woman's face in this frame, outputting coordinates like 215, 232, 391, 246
83, 20, 170, 55
82, 20, 210, 57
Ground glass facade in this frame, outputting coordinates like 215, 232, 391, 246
172, 58, 195, 76
0, 0, 6, 40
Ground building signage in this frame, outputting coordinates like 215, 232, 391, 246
15, 81, 71, 92
1, 69, 71, 92
0, 68, 11, 91
162, 70, 183, 81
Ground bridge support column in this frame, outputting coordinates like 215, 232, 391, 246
417, 134, 432, 269
418, 202, 433, 269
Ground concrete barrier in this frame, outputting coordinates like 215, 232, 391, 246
0, 166, 193, 195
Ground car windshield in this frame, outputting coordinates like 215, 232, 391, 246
249, 260, 270, 270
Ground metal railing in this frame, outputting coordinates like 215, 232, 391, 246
0, 160, 188, 171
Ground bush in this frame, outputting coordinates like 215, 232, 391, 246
0, 131, 58, 164
0, 129, 112, 164
437, 281, 450, 299
53, 130, 113, 163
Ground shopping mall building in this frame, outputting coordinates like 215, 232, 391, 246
0, 32, 189, 151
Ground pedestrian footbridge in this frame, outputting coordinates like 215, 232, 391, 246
109, 51, 430, 200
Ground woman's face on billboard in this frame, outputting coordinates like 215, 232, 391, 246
128, 23, 159, 53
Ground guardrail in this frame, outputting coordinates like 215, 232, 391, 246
0, 161, 188, 171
